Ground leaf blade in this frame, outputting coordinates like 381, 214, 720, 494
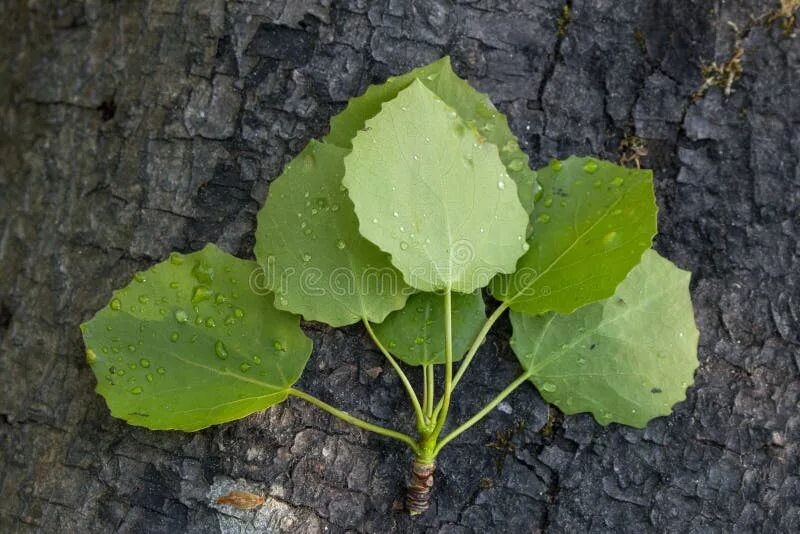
81, 244, 313, 431
325, 56, 539, 217
510, 250, 699, 428
342, 80, 529, 293
492, 156, 657, 314
255, 141, 411, 327
373, 291, 486, 366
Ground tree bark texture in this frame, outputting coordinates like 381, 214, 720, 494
1, 0, 799, 532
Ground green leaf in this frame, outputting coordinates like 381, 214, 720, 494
373, 291, 486, 366
342, 80, 530, 293
325, 56, 539, 217
510, 250, 698, 428
491, 156, 657, 315
81, 244, 313, 431
254, 140, 411, 327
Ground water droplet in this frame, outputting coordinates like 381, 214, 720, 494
583, 161, 599, 174
549, 159, 562, 171
170, 331, 180, 342
414, 336, 425, 345
214, 340, 228, 359
577, 358, 586, 365
127, 344, 136, 352
130, 386, 143, 395
169, 252, 184, 265
542, 383, 557, 392
537, 213, 551, 223
593, 179, 602, 188
273, 341, 285, 352
497, 180, 505, 190
239, 362, 251, 373
508, 159, 524, 172
134, 272, 146, 283
175, 310, 189, 324
192, 261, 214, 284
302, 253, 312, 262
279, 296, 288, 306
372, 218, 378, 224
303, 228, 312, 236
543, 197, 553, 208
602, 231, 618, 245
138, 295, 149, 304
522, 242, 530, 251
140, 358, 151, 368
169, 281, 179, 289
157, 367, 166, 375
86, 349, 97, 365
252, 355, 262, 365
393, 211, 399, 218
192, 286, 213, 304
331, 204, 340, 212
233, 308, 244, 319
205, 318, 216, 328
146, 373, 154, 382
611, 176, 625, 187
412, 154, 419, 161
110, 298, 122, 311
400, 241, 409, 250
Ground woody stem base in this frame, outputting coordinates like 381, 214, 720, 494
406, 457, 435, 515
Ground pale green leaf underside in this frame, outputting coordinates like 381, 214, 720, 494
325, 56, 539, 218
491, 156, 657, 315
81, 244, 312, 431
254, 141, 410, 327
373, 290, 486, 366
510, 250, 699, 428
343, 80, 529, 293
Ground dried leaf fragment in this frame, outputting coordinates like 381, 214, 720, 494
216, 490, 265, 510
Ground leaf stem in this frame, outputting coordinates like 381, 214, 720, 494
289, 388, 420, 453
362, 318, 426, 428
430, 289, 453, 440
433, 371, 531, 455
432, 301, 509, 420
424, 364, 434, 421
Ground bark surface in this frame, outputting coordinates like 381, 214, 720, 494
1, 1, 799, 532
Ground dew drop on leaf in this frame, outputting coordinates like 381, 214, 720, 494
214, 341, 228, 360
549, 159, 562, 171
602, 231, 618, 246
130, 386, 143, 395
86, 349, 97, 365
138, 295, 149, 304
140, 358, 151, 368
610, 176, 625, 187
252, 355, 262, 364
146, 373, 154, 382
205, 318, 216, 328
192, 286, 213, 304
234, 308, 244, 319
134, 272, 146, 283
400, 241, 409, 250
497, 180, 505, 190
336, 240, 346, 250
537, 213, 551, 224
508, 159, 524, 172
583, 161, 599, 174
157, 367, 166, 375
302, 253, 312, 262
542, 383, 557, 392
543, 197, 553, 207
273, 341, 285, 352
192, 262, 215, 284
110, 298, 122, 311
240, 362, 251, 373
